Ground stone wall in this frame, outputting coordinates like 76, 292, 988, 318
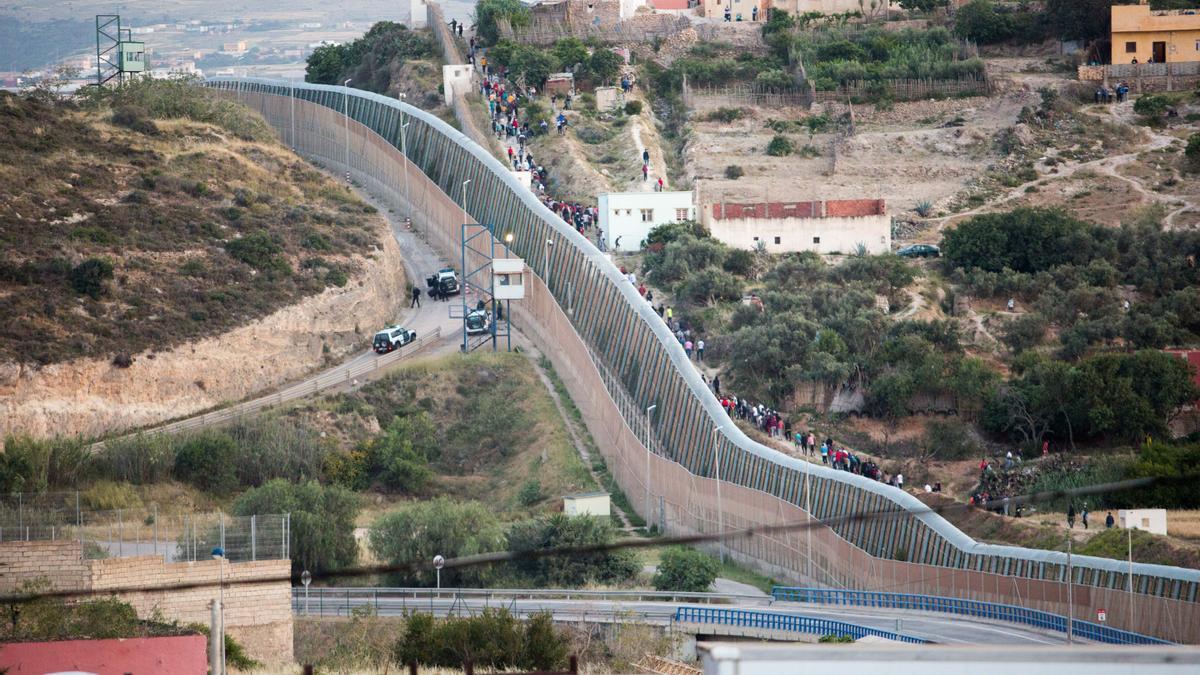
0, 540, 292, 664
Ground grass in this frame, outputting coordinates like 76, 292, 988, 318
0, 86, 383, 366
633, 546, 777, 593
1167, 510, 1200, 541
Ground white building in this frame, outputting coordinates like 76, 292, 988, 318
701, 199, 891, 255
600, 190, 695, 252
563, 492, 611, 518
1118, 508, 1168, 536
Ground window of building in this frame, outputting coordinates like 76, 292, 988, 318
774, 236, 781, 245
640, 209, 654, 222
1126, 41, 1137, 53
675, 208, 689, 221
812, 236, 820, 244
1195, 39, 1200, 51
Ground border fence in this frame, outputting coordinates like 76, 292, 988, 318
0, 492, 289, 562
202, 77, 1200, 644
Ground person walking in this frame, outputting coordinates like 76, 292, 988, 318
642, 163, 648, 181
642, 148, 650, 165
410, 286, 422, 308
684, 339, 693, 359
697, 339, 705, 361
1067, 503, 1076, 529
1105, 511, 1115, 529
657, 176, 664, 192
1082, 507, 1090, 530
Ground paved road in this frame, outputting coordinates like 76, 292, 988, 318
294, 593, 1071, 645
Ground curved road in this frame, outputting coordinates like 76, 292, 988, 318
293, 592, 1073, 645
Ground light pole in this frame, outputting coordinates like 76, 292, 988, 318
398, 92, 412, 222
461, 179, 471, 226
544, 239, 554, 293
645, 404, 657, 530
301, 569, 311, 616
343, 78, 352, 184
289, 77, 295, 150
433, 554, 445, 590
712, 425, 725, 565
1066, 532, 1074, 645
211, 547, 226, 675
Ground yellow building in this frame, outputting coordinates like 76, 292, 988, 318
1111, 2, 1200, 65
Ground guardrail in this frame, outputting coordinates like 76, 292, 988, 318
674, 607, 929, 644
292, 586, 768, 615
99, 328, 442, 443
771, 587, 1171, 646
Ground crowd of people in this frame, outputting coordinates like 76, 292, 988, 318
1094, 82, 1130, 103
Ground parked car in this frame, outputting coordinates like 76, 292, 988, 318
427, 267, 460, 296
465, 309, 491, 335
897, 243, 941, 258
372, 325, 416, 354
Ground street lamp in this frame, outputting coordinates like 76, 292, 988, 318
300, 570, 311, 616
343, 78, 352, 184
804, 450, 813, 582
645, 404, 657, 530
461, 179, 471, 227
211, 546, 226, 675
712, 425, 725, 565
544, 239, 554, 293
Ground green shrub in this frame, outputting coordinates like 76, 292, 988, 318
98, 434, 174, 484
819, 634, 854, 643
624, 100, 643, 115
1185, 133, 1200, 169
225, 230, 288, 275
1134, 94, 1172, 121
505, 513, 639, 587
705, 107, 746, 123
518, 479, 544, 506
921, 419, 981, 461
70, 258, 114, 298
369, 498, 506, 586
724, 164, 745, 179
233, 479, 360, 575
111, 105, 159, 135
172, 430, 238, 493
766, 134, 794, 156
914, 200, 934, 217
393, 610, 567, 670
653, 547, 719, 592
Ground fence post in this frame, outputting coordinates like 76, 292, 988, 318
220, 513, 226, 555
154, 504, 159, 556
251, 515, 257, 561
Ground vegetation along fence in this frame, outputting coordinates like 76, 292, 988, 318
204, 77, 1200, 643
811, 75, 992, 104
0, 492, 289, 563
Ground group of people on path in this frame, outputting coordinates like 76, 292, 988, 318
1067, 504, 1118, 530
1095, 82, 1130, 104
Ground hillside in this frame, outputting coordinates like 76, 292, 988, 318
0, 81, 387, 366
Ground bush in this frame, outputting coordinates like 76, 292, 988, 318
954, 0, 1015, 44
724, 164, 745, 179
172, 431, 238, 493
70, 258, 114, 299
97, 433, 174, 484
915, 200, 934, 217
940, 207, 1089, 273
369, 498, 506, 586
705, 107, 746, 123
653, 547, 719, 592
766, 134, 794, 156
505, 514, 639, 587
233, 479, 360, 575
1134, 94, 1172, 121
225, 230, 289, 276
518, 479, 544, 506
624, 100, 643, 115
921, 419, 981, 461
111, 106, 159, 135
81, 480, 142, 511
393, 610, 568, 670
0, 435, 92, 494
1185, 133, 1200, 169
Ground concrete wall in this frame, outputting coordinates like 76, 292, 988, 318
600, 190, 695, 252
1112, 5, 1200, 64
0, 540, 292, 664
1120, 509, 1169, 536
0, 635, 208, 675
707, 214, 890, 254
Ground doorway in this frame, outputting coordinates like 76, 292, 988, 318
1152, 41, 1167, 63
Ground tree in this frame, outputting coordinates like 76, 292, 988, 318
173, 431, 238, 493
897, 0, 948, 12
1043, 0, 1112, 43
368, 413, 435, 492
305, 43, 346, 84
652, 547, 719, 592
475, 0, 531, 46
505, 514, 638, 587
953, 0, 1014, 44
585, 48, 624, 86
369, 498, 506, 586
1185, 134, 1200, 169
70, 258, 113, 299
550, 38, 588, 73
940, 207, 1089, 273
233, 479, 360, 575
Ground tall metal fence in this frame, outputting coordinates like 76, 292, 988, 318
0, 492, 289, 562
202, 77, 1200, 644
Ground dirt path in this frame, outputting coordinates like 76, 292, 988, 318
926, 101, 1184, 232
628, 101, 670, 192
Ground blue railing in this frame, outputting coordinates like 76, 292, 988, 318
771, 587, 1172, 645
674, 606, 930, 644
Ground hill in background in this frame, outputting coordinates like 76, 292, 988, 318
0, 80, 386, 366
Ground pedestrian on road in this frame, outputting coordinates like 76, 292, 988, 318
411, 286, 422, 308
1067, 504, 1076, 529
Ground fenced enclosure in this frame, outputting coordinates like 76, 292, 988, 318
0, 492, 289, 562
811, 75, 992, 103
